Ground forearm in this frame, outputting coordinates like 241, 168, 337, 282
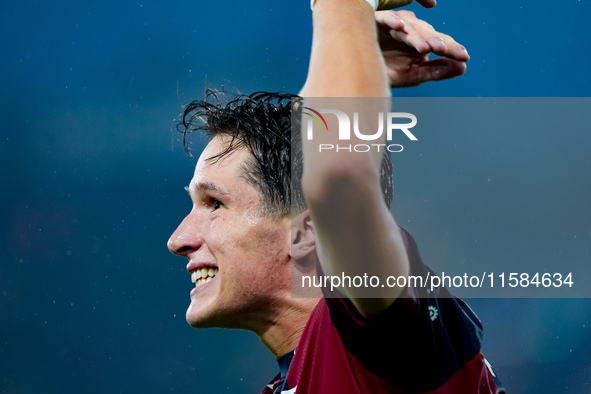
301, 0, 392, 195
302, 0, 391, 98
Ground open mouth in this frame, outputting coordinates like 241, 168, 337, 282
191, 267, 219, 287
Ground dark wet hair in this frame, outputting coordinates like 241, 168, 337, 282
181, 90, 393, 217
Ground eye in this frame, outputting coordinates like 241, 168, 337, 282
212, 198, 225, 211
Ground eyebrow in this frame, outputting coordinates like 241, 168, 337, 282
185, 181, 231, 199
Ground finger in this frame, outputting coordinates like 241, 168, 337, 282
437, 32, 470, 61
385, 10, 469, 61
390, 10, 442, 54
375, 10, 405, 31
389, 20, 431, 54
401, 18, 469, 61
425, 34, 448, 56
403, 17, 448, 55
416, 58, 467, 83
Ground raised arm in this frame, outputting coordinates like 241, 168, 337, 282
299, 1, 469, 318
301, 0, 405, 319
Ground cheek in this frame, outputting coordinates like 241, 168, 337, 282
209, 213, 289, 269
252, 225, 291, 267
242, 208, 260, 227
208, 215, 257, 254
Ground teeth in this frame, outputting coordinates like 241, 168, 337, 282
191, 268, 219, 285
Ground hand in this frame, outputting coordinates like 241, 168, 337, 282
376, 0, 436, 10
375, 10, 470, 88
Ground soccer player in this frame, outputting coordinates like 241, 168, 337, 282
167, 0, 504, 392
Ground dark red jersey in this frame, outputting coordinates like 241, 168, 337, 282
263, 229, 504, 394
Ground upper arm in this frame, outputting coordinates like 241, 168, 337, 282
304, 157, 409, 318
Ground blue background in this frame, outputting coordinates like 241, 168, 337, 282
1, 0, 590, 392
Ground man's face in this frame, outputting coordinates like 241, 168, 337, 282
167, 136, 292, 329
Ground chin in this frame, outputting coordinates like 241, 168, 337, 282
185, 302, 214, 328
186, 301, 253, 330
185, 301, 231, 329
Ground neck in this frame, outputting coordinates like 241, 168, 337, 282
256, 297, 320, 357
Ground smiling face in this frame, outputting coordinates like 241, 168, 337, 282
167, 136, 293, 330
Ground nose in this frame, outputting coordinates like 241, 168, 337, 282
167, 213, 204, 257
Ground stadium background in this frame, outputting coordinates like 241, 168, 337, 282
1, 0, 590, 392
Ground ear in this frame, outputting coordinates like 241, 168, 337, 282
291, 210, 316, 261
